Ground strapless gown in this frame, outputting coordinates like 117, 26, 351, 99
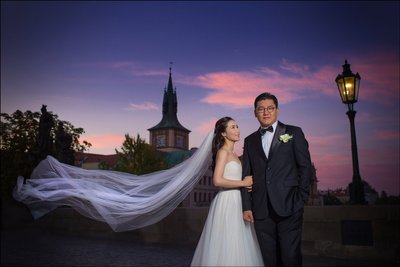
191, 161, 264, 267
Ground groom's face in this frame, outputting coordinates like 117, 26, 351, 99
254, 99, 279, 127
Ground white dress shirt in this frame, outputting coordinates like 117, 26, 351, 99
261, 121, 278, 158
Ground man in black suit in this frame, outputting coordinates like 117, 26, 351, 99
241, 92, 312, 267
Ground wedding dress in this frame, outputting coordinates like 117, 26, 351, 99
13, 131, 214, 232
191, 161, 264, 267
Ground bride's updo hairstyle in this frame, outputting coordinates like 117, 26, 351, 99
211, 116, 233, 170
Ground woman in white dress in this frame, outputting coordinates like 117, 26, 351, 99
191, 117, 264, 267
13, 116, 263, 266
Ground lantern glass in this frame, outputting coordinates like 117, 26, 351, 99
335, 61, 360, 104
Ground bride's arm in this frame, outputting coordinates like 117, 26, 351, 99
213, 149, 252, 189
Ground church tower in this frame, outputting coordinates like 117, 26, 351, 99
148, 67, 190, 152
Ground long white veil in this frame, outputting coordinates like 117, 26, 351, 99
13, 131, 214, 232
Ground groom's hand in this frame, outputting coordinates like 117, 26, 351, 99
243, 210, 254, 223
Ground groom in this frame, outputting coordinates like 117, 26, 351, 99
241, 92, 312, 267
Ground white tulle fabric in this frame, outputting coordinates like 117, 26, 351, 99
191, 161, 264, 267
13, 131, 214, 232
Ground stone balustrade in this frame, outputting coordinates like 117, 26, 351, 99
3, 204, 399, 262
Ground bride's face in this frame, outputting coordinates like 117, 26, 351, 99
223, 120, 240, 142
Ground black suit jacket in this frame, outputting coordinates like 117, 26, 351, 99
241, 121, 312, 218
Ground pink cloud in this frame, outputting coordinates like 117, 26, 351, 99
373, 130, 400, 141
279, 58, 310, 74
359, 145, 399, 195
307, 133, 353, 171
126, 102, 159, 111
109, 61, 138, 69
302, 132, 400, 195
311, 150, 399, 196
358, 146, 399, 165
308, 133, 347, 148
307, 131, 399, 195
184, 53, 398, 109
191, 64, 336, 108
106, 61, 166, 77
362, 163, 400, 195
351, 53, 399, 104
195, 117, 218, 134
314, 164, 353, 191
194, 70, 300, 108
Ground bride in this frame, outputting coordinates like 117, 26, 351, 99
13, 116, 263, 266
191, 117, 264, 266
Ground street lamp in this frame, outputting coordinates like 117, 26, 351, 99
335, 60, 365, 204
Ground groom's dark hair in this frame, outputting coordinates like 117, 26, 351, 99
254, 92, 278, 109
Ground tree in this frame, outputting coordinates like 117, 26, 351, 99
1, 107, 92, 202
1, 110, 41, 200
98, 161, 111, 170
114, 134, 167, 175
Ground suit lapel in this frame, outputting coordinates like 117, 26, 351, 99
253, 129, 267, 161
268, 121, 286, 159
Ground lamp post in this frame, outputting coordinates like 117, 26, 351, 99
335, 60, 365, 204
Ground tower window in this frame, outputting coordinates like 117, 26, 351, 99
176, 135, 184, 148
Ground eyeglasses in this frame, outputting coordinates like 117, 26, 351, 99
256, 106, 276, 114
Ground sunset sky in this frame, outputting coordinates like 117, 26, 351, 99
1, 1, 399, 195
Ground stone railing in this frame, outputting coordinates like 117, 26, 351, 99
3, 204, 399, 261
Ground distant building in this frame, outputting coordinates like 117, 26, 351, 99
74, 152, 119, 170
319, 188, 349, 204
75, 67, 218, 208
148, 67, 217, 207
148, 67, 190, 152
181, 163, 217, 207
319, 180, 379, 205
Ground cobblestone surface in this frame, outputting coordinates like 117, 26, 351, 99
2, 226, 398, 267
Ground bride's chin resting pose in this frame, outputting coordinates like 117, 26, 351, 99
190, 117, 264, 267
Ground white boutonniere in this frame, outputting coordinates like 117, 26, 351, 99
279, 134, 293, 143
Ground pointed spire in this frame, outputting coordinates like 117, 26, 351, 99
148, 65, 190, 133
167, 62, 174, 92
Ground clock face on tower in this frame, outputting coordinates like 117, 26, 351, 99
156, 135, 166, 147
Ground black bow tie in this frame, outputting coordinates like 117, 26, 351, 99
260, 126, 273, 136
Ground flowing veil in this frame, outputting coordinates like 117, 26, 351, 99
13, 131, 214, 232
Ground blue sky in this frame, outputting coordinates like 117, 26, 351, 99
1, 1, 399, 195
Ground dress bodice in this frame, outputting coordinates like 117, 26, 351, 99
191, 159, 264, 267
223, 161, 242, 181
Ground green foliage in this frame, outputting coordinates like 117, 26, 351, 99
115, 134, 167, 175
1, 110, 40, 153
59, 120, 92, 153
98, 161, 111, 170
1, 110, 42, 201
0, 108, 92, 202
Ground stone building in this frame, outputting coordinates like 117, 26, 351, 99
148, 68, 218, 207
148, 67, 190, 152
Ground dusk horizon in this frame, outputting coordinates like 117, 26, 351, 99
1, 1, 399, 196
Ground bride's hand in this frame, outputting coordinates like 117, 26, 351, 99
243, 210, 254, 223
243, 175, 253, 188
